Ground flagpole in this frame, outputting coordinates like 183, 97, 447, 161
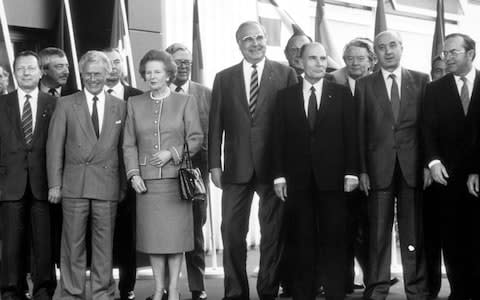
0, 0, 17, 88
63, 0, 81, 90
119, 0, 137, 88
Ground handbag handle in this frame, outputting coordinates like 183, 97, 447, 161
182, 141, 193, 169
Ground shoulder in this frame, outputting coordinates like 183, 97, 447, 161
266, 59, 295, 75
190, 81, 211, 94
124, 85, 143, 97
330, 68, 346, 82
404, 68, 429, 81
427, 73, 452, 90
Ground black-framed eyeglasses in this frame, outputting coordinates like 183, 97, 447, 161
175, 60, 192, 67
241, 34, 265, 44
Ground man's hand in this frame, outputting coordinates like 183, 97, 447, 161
359, 173, 370, 196
467, 174, 479, 197
131, 175, 147, 194
149, 150, 172, 167
423, 168, 433, 190
274, 182, 287, 202
210, 168, 222, 189
48, 186, 62, 204
344, 177, 359, 192
430, 162, 449, 185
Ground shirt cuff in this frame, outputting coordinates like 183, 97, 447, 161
428, 160, 441, 169
274, 177, 286, 184
345, 175, 359, 183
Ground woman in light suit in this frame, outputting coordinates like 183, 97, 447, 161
123, 50, 203, 300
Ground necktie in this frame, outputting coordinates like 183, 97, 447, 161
107, 88, 114, 94
91, 96, 100, 138
308, 86, 317, 130
389, 74, 400, 122
249, 64, 259, 118
460, 76, 470, 115
48, 88, 57, 97
175, 86, 183, 93
22, 94, 33, 144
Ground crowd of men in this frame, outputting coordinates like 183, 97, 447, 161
0, 19, 478, 300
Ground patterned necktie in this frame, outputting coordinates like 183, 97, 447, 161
308, 86, 317, 130
48, 88, 57, 97
22, 94, 33, 144
389, 73, 400, 122
91, 96, 100, 138
460, 76, 470, 115
249, 64, 259, 118
175, 86, 183, 93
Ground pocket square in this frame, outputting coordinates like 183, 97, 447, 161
115, 120, 122, 124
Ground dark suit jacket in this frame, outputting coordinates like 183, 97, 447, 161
356, 68, 429, 189
422, 70, 480, 178
272, 80, 358, 190
47, 91, 127, 200
331, 67, 349, 89
123, 85, 143, 101
0, 91, 56, 200
208, 59, 297, 184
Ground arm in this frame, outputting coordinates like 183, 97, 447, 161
272, 89, 288, 201
117, 102, 127, 197
208, 74, 224, 188
178, 94, 204, 163
342, 86, 359, 192
355, 79, 370, 194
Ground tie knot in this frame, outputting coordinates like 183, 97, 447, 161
310, 86, 316, 93
107, 89, 114, 94
48, 88, 57, 96
25, 94, 31, 100
175, 86, 183, 93
252, 64, 257, 69
389, 73, 396, 80
92, 96, 99, 102
460, 76, 467, 83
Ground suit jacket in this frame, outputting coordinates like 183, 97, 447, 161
123, 84, 143, 101
188, 81, 211, 153
422, 70, 480, 178
123, 92, 203, 180
47, 91, 127, 200
356, 68, 429, 189
208, 58, 297, 184
272, 80, 358, 190
331, 67, 349, 88
0, 91, 56, 201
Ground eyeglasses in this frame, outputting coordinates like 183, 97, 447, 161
175, 60, 192, 67
441, 49, 466, 59
344, 56, 368, 63
241, 34, 265, 44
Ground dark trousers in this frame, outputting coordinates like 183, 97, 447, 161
113, 188, 136, 298
364, 163, 427, 300
286, 175, 347, 300
436, 178, 475, 300
423, 184, 442, 298
0, 185, 55, 300
345, 189, 369, 289
221, 176, 284, 300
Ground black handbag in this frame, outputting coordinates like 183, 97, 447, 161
178, 142, 206, 201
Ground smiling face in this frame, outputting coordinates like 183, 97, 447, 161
14, 55, 42, 92
144, 60, 168, 92
81, 61, 107, 95
374, 31, 403, 72
237, 23, 267, 64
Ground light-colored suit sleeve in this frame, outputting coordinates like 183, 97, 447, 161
123, 99, 140, 179
47, 100, 67, 188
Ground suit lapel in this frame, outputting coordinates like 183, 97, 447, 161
232, 62, 250, 116
293, 83, 310, 130
6, 91, 27, 147
98, 94, 115, 142
468, 70, 480, 115
316, 80, 333, 127
31, 93, 48, 145
398, 68, 415, 122
254, 59, 273, 118
73, 91, 97, 147
372, 71, 394, 122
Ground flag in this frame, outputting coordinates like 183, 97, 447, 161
111, 0, 136, 87
374, 0, 387, 37
314, 0, 342, 69
191, 0, 204, 83
0, 0, 16, 90
431, 0, 445, 61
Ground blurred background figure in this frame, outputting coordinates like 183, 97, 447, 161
0, 65, 10, 95
430, 56, 447, 81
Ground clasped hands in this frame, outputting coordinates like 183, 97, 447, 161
130, 150, 172, 194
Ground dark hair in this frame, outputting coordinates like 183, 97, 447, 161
445, 33, 476, 60
343, 38, 376, 62
138, 49, 177, 82
299, 42, 325, 58
38, 47, 67, 69
13, 50, 40, 69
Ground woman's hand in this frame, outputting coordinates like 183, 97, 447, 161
131, 175, 147, 194
149, 150, 172, 167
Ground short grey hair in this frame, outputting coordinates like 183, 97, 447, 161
78, 50, 112, 74
343, 38, 376, 62
165, 43, 191, 55
374, 30, 403, 49
38, 47, 67, 70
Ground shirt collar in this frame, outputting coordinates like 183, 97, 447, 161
303, 78, 323, 93
171, 80, 190, 93
381, 66, 402, 81
104, 81, 123, 96
243, 57, 266, 71
18, 87, 39, 101
84, 88, 106, 102
454, 67, 476, 83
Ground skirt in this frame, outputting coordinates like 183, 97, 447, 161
136, 178, 194, 254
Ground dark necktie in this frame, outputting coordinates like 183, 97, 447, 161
48, 88, 57, 97
460, 76, 470, 115
91, 96, 100, 138
389, 74, 400, 122
107, 88, 114, 94
308, 86, 317, 130
175, 86, 183, 93
249, 64, 259, 118
22, 94, 33, 144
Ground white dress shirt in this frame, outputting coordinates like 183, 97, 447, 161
347, 76, 356, 95
104, 81, 125, 100
242, 58, 265, 103
84, 89, 106, 134
302, 78, 323, 116
170, 80, 190, 94
39, 81, 62, 97
18, 88, 39, 133
381, 67, 402, 100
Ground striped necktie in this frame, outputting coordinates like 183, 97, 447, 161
249, 64, 259, 118
22, 94, 33, 144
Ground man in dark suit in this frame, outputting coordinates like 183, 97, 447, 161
166, 43, 211, 300
0, 51, 57, 300
38, 47, 78, 97
273, 42, 358, 300
424, 33, 479, 300
103, 47, 143, 300
356, 31, 429, 300
208, 21, 297, 300
47, 50, 127, 300
284, 34, 312, 78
